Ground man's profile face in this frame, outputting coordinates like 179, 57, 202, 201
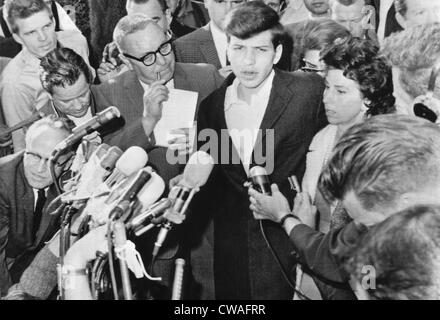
303, 0, 330, 16
333, 1, 364, 37
227, 30, 282, 89
404, 0, 440, 28
205, 0, 246, 30
24, 126, 70, 189
12, 9, 57, 58
126, 0, 171, 31
51, 73, 91, 118
121, 23, 175, 85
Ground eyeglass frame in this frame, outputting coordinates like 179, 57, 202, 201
122, 39, 173, 67
301, 58, 326, 73
413, 62, 440, 123
24, 150, 73, 168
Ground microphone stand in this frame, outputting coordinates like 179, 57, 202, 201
113, 221, 133, 300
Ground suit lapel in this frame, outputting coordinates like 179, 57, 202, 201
16, 161, 34, 245
123, 71, 144, 114
253, 70, 294, 151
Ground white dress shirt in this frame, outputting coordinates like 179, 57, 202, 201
224, 70, 275, 176
210, 21, 228, 68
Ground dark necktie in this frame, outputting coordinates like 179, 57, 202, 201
33, 189, 47, 238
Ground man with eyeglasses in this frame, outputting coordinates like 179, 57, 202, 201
92, 14, 223, 182
0, 115, 74, 296
174, 0, 246, 77
0, 0, 91, 152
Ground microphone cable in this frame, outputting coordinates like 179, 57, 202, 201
107, 220, 119, 300
259, 220, 311, 300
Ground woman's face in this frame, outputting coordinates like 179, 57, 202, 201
323, 69, 365, 126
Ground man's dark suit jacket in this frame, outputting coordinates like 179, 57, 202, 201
185, 69, 327, 299
0, 152, 60, 296
174, 25, 222, 70
372, 0, 403, 39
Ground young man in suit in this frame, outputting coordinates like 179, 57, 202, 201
184, 1, 326, 299
0, 115, 74, 296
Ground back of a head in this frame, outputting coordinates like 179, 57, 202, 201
302, 19, 351, 52
382, 22, 440, 99
322, 36, 396, 116
346, 204, 440, 300
126, 0, 168, 13
319, 114, 440, 213
224, 1, 285, 48
5, 0, 52, 34
40, 47, 93, 94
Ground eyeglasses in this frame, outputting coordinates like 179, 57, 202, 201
25, 150, 72, 168
413, 63, 440, 123
122, 39, 173, 67
301, 58, 325, 73
213, 0, 245, 6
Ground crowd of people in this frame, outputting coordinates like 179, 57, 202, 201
0, 0, 440, 300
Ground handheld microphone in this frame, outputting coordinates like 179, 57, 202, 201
100, 146, 123, 171
249, 166, 271, 195
52, 106, 121, 154
108, 167, 153, 221
105, 146, 149, 188
152, 151, 215, 256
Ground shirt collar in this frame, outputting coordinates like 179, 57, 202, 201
210, 21, 227, 42
225, 70, 275, 111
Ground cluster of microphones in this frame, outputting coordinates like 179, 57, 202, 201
49, 106, 215, 300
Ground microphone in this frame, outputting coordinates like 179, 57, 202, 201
152, 151, 215, 256
249, 166, 271, 195
100, 146, 124, 172
105, 146, 149, 188
113, 220, 133, 300
171, 258, 185, 300
52, 106, 121, 154
108, 167, 153, 221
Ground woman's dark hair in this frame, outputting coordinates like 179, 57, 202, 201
302, 19, 351, 53
322, 37, 396, 116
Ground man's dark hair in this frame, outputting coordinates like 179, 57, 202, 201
345, 205, 440, 300
224, 1, 286, 48
40, 47, 93, 95
319, 115, 440, 213
322, 37, 396, 116
129, 0, 168, 12
5, 0, 52, 34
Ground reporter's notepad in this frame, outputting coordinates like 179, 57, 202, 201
154, 89, 198, 147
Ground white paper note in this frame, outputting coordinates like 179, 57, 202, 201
154, 89, 198, 148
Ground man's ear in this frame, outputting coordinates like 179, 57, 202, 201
12, 33, 23, 45
118, 53, 132, 70
273, 44, 283, 65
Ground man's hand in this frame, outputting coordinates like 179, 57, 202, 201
141, 79, 169, 136
98, 42, 125, 83
293, 192, 317, 228
168, 127, 194, 156
248, 184, 291, 222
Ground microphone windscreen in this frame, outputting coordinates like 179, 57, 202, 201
249, 166, 268, 178
137, 171, 165, 208
115, 146, 148, 176
183, 151, 215, 188
100, 146, 123, 171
